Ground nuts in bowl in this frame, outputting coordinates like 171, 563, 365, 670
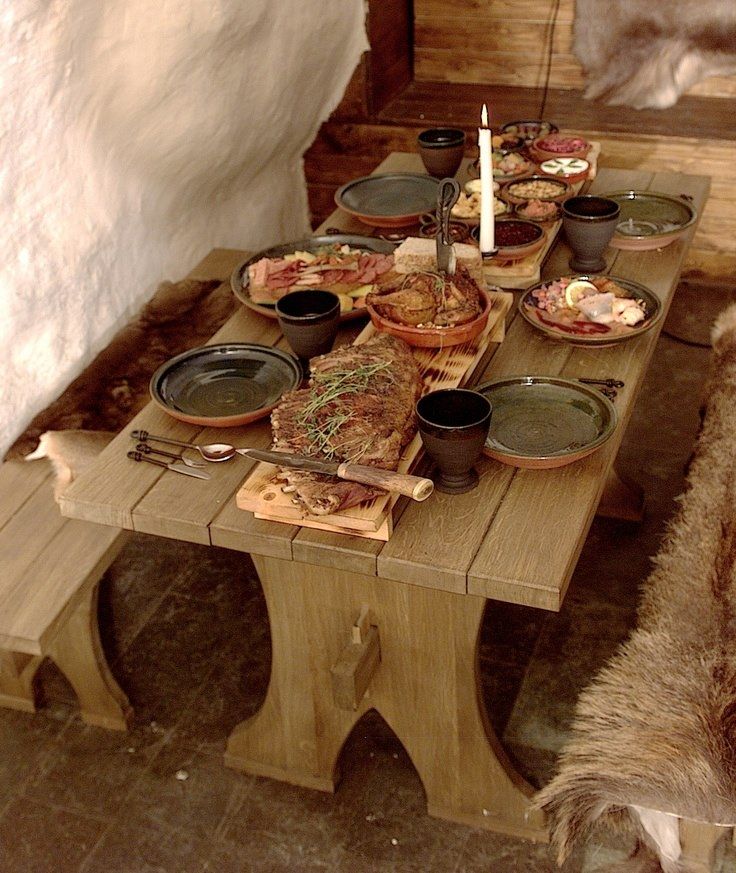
500, 175, 572, 205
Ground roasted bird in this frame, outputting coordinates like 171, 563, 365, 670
367, 265, 482, 327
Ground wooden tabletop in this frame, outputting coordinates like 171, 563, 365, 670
60, 153, 710, 612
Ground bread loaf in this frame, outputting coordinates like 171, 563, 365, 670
392, 237, 484, 285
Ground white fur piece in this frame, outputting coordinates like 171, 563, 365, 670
573, 0, 736, 109
631, 807, 683, 872
25, 430, 115, 499
0, 1, 368, 456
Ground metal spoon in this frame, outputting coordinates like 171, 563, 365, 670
131, 430, 237, 462
134, 443, 207, 468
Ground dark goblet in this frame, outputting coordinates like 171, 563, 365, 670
416, 388, 492, 494
275, 289, 341, 375
562, 195, 621, 273
417, 128, 466, 178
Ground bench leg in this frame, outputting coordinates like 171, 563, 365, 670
0, 650, 42, 713
47, 583, 133, 731
679, 819, 728, 873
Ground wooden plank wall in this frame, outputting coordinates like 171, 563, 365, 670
413, 0, 736, 98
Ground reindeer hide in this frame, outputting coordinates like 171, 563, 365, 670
573, 0, 736, 109
536, 302, 736, 871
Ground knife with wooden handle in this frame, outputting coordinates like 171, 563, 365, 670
237, 448, 434, 502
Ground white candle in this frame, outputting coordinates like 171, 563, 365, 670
478, 104, 495, 253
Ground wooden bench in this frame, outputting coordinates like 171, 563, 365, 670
0, 456, 132, 730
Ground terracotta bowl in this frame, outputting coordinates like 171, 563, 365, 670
500, 175, 572, 205
530, 134, 591, 163
513, 199, 563, 224
500, 119, 558, 144
366, 289, 492, 348
472, 219, 545, 261
538, 157, 590, 185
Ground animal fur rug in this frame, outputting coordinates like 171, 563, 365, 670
536, 302, 736, 870
4, 277, 234, 461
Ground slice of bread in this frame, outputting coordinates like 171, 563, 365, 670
393, 237, 484, 285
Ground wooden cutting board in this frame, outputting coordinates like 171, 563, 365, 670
482, 141, 601, 289
235, 289, 512, 540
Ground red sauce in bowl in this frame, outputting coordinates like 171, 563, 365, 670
495, 219, 543, 248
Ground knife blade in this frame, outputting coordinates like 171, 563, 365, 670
237, 448, 434, 502
435, 177, 460, 275
127, 450, 211, 480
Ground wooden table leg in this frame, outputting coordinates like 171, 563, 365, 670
47, 584, 133, 731
597, 466, 645, 522
225, 555, 547, 841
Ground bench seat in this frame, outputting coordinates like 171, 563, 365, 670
0, 458, 132, 730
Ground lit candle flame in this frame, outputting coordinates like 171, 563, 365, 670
481, 104, 489, 127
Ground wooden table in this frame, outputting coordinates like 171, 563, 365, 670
60, 153, 709, 841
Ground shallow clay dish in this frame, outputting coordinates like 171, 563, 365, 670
531, 134, 591, 162
500, 120, 558, 144
513, 199, 563, 224
519, 275, 663, 347
538, 157, 590, 184
230, 234, 395, 323
605, 190, 698, 251
150, 343, 302, 427
334, 173, 440, 227
472, 219, 545, 260
500, 175, 572, 205
366, 289, 492, 348
477, 376, 617, 469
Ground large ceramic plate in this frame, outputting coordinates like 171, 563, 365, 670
230, 235, 396, 323
334, 173, 440, 227
519, 275, 662, 346
477, 376, 617, 468
150, 343, 301, 427
606, 190, 697, 250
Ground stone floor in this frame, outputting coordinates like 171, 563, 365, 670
2, 291, 736, 872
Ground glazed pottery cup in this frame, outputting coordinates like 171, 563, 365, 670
562, 195, 621, 273
275, 290, 341, 371
416, 388, 492, 494
417, 128, 466, 178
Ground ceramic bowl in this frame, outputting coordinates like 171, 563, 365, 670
366, 289, 492, 348
538, 157, 591, 184
472, 219, 545, 260
513, 199, 563, 224
605, 190, 698, 251
500, 119, 558, 144
530, 134, 590, 162
500, 175, 572, 205
450, 192, 509, 224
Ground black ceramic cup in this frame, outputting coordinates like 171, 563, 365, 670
562, 195, 621, 273
416, 388, 492, 494
417, 128, 466, 178
275, 290, 341, 372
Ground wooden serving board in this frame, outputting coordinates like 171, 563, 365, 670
235, 290, 512, 540
482, 142, 601, 290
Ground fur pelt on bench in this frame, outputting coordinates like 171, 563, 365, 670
4, 277, 233, 461
536, 302, 736, 872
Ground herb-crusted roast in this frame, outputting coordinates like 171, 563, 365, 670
270, 334, 422, 515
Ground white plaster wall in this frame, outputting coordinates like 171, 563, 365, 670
0, 0, 367, 454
